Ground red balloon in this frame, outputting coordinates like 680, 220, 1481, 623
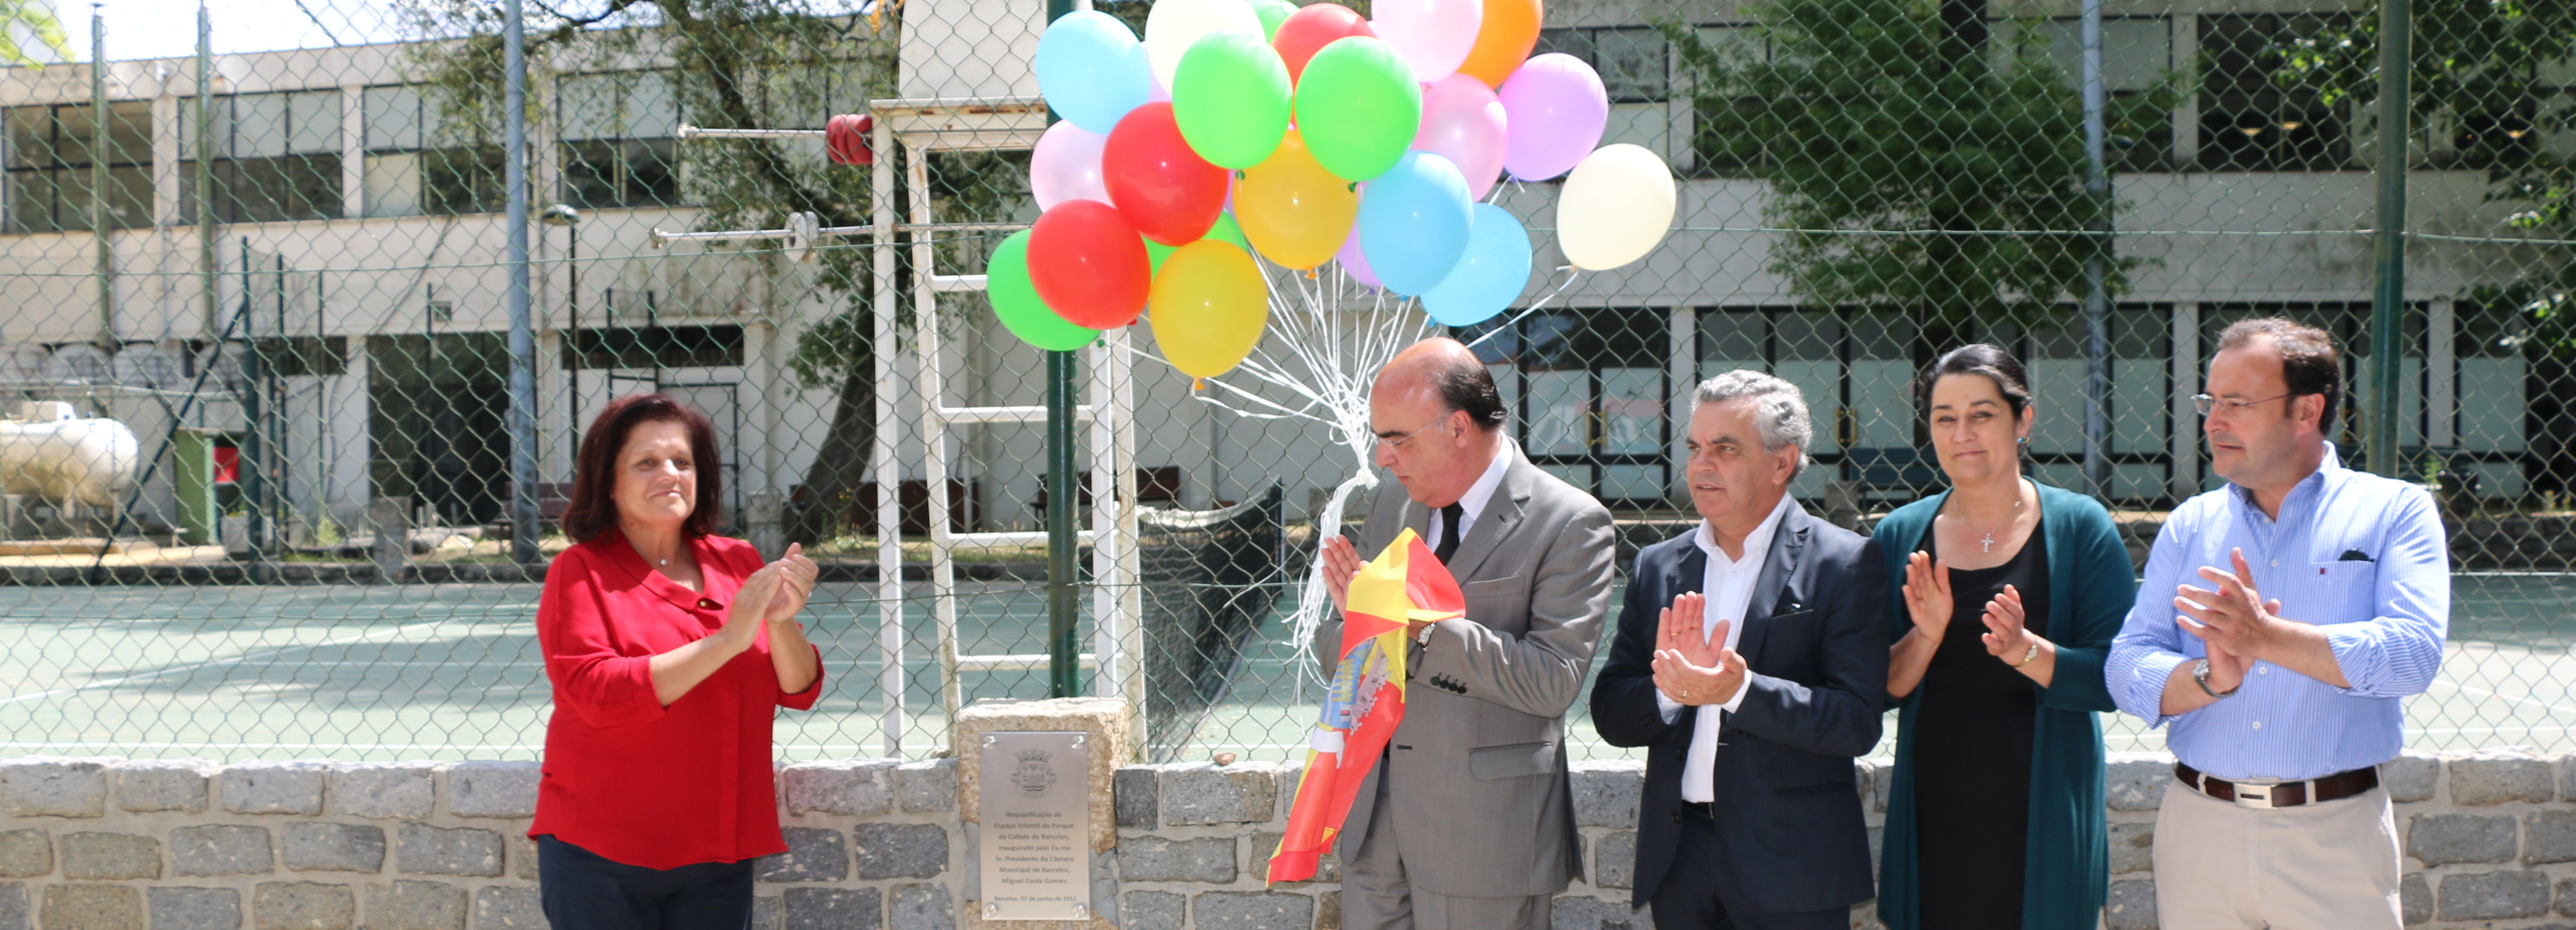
1273, 4, 1374, 83
1103, 102, 1231, 247
1027, 200, 1151, 329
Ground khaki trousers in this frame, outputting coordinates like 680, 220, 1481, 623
2151, 779, 2401, 930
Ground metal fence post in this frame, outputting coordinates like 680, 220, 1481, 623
1044, 0, 1081, 700
2080, 0, 2112, 498
504, 0, 542, 563
2370, 0, 2411, 477
90, 10, 111, 347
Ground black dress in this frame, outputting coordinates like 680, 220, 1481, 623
1911, 519, 2049, 930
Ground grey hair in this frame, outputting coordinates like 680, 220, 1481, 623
1693, 370, 1815, 474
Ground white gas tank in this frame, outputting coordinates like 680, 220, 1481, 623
0, 402, 140, 508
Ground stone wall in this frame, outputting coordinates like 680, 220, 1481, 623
8, 749, 2576, 929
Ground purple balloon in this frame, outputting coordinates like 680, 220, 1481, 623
1497, 53, 1608, 182
1334, 222, 1381, 289
1414, 74, 1507, 200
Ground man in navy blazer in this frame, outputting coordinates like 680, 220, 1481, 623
1589, 370, 1888, 930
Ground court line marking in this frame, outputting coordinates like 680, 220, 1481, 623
2425, 677, 2576, 718
0, 616, 466, 708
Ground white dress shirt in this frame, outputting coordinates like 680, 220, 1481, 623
1416, 440, 1514, 645
1655, 493, 1794, 803
1427, 439, 1514, 549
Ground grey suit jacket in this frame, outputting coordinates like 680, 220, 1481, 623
1314, 443, 1617, 898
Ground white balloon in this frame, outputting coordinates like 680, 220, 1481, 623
1030, 121, 1111, 210
1557, 143, 1678, 271
1144, 0, 1265, 91
1371, 0, 1482, 82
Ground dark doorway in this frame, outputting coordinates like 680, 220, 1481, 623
369, 333, 511, 526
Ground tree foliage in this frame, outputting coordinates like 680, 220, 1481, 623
2, 0, 74, 66
2271, 0, 2576, 354
1663, 0, 2171, 332
394, 0, 1030, 538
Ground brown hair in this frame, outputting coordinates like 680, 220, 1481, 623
560, 393, 723, 543
2217, 317, 2342, 433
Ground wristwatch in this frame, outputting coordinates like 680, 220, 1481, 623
2193, 658, 2240, 699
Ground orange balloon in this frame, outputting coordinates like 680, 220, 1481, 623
1456, 0, 1542, 88
1235, 129, 1359, 270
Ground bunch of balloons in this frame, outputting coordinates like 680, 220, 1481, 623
988, 0, 1680, 378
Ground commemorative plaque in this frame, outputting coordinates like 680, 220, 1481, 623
977, 731, 1093, 921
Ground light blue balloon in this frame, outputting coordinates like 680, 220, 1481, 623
1423, 204, 1534, 327
1357, 152, 1473, 296
1037, 11, 1155, 133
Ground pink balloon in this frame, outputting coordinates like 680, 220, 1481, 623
1031, 121, 1111, 210
1497, 53, 1608, 182
1413, 74, 1508, 200
1334, 222, 1381, 288
1370, 0, 1480, 81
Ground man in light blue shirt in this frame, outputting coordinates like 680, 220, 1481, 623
2107, 317, 2447, 930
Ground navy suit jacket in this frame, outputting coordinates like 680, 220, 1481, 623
1587, 499, 1888, 914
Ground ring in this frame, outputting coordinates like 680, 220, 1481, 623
1681, 689, 1690, 699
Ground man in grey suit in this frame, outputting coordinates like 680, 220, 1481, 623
1317, 337, 1618, 930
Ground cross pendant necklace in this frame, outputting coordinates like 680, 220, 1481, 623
1951, 489, 2023, 555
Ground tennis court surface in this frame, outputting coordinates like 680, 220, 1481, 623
2, 574, 2567, 762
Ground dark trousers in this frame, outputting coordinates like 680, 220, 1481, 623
1649, 810, 1848, 930
536, 834, 755, 930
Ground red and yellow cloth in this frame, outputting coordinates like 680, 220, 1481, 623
1268, 529, 1465, 883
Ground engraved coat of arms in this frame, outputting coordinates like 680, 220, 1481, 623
1010, 749, 1057, 796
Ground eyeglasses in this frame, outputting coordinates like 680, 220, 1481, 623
1373, 419, 1447, 451
2191, 393, 2295, 416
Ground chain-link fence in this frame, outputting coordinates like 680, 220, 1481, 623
0, 0, 2569, 765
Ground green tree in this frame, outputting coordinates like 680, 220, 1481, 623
2271, 0, 2576, 354
1662, 0, 2167, 344
2, 0, 73, 66
397, 0, 1027, 542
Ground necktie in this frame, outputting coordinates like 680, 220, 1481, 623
1435, 503, 1464, 563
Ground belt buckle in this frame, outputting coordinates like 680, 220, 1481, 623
2232, 784, 2276, 810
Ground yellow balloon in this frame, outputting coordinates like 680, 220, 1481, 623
1235, 129, 1358, 270
1149, 239, 1270, 379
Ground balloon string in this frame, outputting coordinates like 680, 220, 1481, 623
1460, 265, 1581, 351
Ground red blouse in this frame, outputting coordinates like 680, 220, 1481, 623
528, 530, 823, 869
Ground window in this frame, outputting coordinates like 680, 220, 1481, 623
1462, 307, 1671, 505
558, 71, 681, 209
1535, 28, 1672, 159
2198, 14, 2351, 171
361, 85, 505, 218
3, 101, 152, 233
184, 90, 345, 223
2002, 17, 2178, 171
562, 325, 743, 369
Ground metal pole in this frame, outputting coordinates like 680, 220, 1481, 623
1044, 0, 1080, 699
196, 4, 215, 343
567, 225, 580, 457
2079, 0, 2112, 498
91, 9, 111, 346
503, 0, 541, 563
2369, 0, 2411, 477
240, 246, 263, 557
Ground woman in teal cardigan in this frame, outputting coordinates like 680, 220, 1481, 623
1873, 344, 2134, 930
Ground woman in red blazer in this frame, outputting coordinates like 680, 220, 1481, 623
530, 393, 823, 930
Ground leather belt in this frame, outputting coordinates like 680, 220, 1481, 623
2175, 762, 2379, 810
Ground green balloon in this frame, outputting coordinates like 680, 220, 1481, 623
1171, 31, 1292, 170
989, 230, 1101, 352
1148, 213, 1252, 275
1292, 36, 1421, 182
1252, 0, 1295, 40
